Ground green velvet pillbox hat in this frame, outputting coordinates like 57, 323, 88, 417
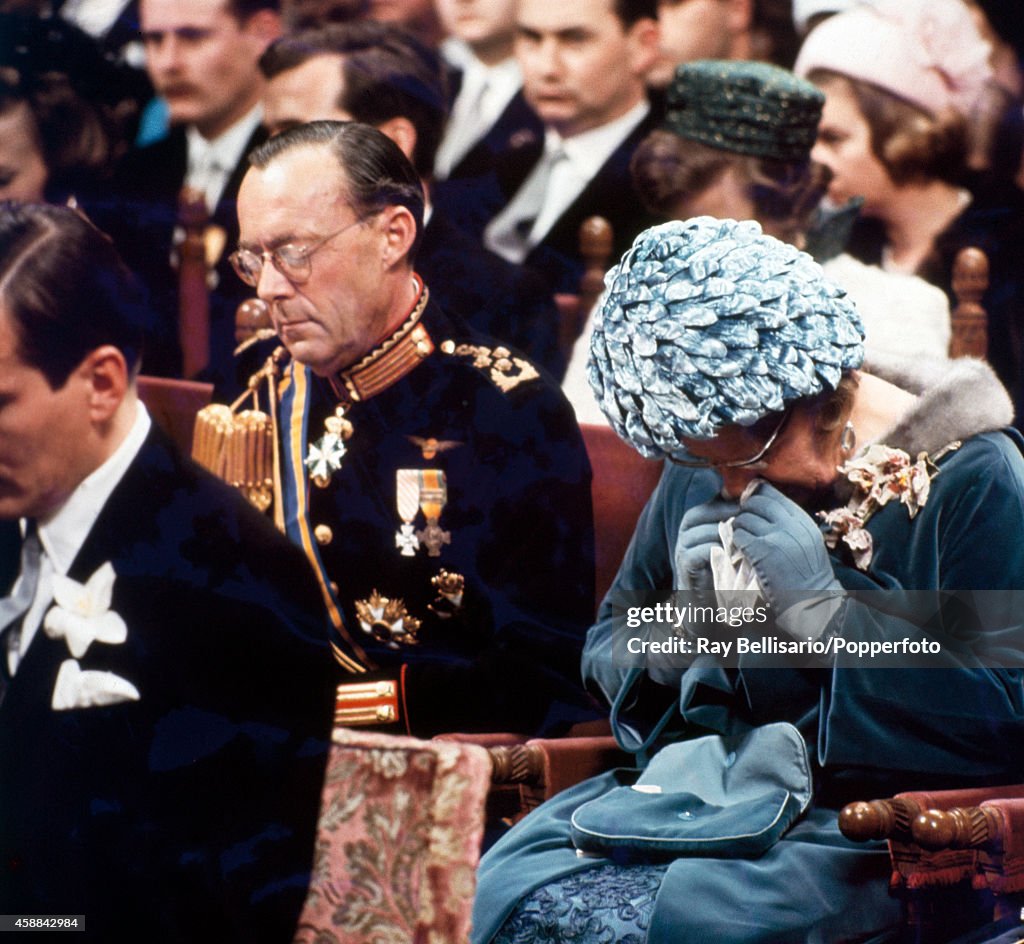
663, 59, 824, 163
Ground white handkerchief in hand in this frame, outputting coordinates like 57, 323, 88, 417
709, 481, 765, 611
51, 658, 141, 711
709, 519, 764, 611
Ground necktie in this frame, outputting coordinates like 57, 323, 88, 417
485, 144, 566, 264
435, 71, 490, 179
187, 147, 225, 214
0, 522, 42, 694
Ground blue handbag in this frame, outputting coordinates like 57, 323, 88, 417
569, 721, 812, 861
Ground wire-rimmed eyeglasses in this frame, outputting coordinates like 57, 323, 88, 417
229, 218, 364, 287
670, 409, 792, 470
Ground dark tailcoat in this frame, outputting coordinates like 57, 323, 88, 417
0, 424, 335, 943
437, 104, 661, 294
277, 303, 597, 736
418, 208, 564, 379
433, 88, 544, 239
519, 109, 662, 294
93, 126, 265, 395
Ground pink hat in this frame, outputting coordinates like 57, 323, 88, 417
794, 0, 993, 118
791, 0, 855, 36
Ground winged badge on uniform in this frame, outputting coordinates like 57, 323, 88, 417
406, 435, 462, 460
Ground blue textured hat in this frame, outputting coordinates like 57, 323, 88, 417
587, 217, 865, 459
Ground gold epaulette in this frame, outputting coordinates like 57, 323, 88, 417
439, 340, 540, 393
192, 346, 287, 528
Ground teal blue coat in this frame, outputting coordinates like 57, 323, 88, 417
474, 428, 1024, 943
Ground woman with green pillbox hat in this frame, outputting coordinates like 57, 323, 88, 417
562, 58, 950, 425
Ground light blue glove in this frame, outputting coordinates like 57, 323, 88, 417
642, 498, 741, 689
730, 483, 845, 639
674, 497, 741, 608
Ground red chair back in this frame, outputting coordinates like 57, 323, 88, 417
580, 423, 662, 607
137, 375, 214, 455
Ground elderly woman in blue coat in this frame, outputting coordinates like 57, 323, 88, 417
472, 216, 1024, 943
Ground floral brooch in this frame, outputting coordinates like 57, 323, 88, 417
818, 442, 957, 570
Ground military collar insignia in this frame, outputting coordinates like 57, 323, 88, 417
329, 275, 432, 405
439, 340, 539, 393
306, 278, 430, 488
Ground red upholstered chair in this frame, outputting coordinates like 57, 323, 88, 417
580, 423, 663, 607
176, 187, 213, 380
137, 375, 214, 455
293, 727, 492, 944
434, 429, 660, 827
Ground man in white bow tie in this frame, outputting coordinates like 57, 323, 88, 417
0, 202, 336, 942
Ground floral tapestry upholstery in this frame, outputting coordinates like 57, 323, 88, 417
293, 727, 492, 944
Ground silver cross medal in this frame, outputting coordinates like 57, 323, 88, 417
305, 432, 347, 488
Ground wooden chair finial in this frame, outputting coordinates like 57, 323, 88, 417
949, 246, 989, 360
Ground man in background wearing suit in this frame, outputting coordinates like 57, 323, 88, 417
0, 202, 335, 942
478, 0, 662, 293
433, 0, 542, 185
98, 0, 280, 391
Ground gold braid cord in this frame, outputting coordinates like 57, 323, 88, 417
192, 350, 284, 523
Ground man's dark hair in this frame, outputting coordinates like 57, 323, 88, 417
259, 21, 447, 177
613, 0, 657, 27
249, 120, 426, 257
226, 0, 280, 22
0, 202, 147, 387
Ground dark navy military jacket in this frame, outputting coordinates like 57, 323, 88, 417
277, 301, 597, 736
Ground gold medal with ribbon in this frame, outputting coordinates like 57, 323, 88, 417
395, 469, 422, 556
415, 469, 451, 557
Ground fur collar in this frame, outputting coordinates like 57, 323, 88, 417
865, 354, 1014, 457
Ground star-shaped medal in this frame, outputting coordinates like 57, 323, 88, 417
305, 432, 347, 487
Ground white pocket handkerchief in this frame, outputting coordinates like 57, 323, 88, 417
51, 658, 141, 711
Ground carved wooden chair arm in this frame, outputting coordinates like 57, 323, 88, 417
838, 796, 927, 843
437, 731, 629, 826
911, 804, 1003, 852
839, 785, 1024, 846
487, 735, 627, 795
488, 742, 548, 785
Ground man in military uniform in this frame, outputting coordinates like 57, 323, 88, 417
233, 120, 597, 736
